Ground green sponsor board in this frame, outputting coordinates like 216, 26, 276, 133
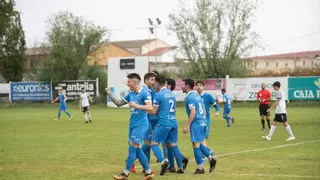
288, 77, 320, 100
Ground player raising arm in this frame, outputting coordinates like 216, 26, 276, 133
106, 73, 154, 180
262, 81, 295, 141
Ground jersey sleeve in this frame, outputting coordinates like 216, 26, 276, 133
123, 93, 130, 103
187, 96, 196, 109
153, 93, 160, 106
209, 94, 216, 105
142, 90, 152, 103
276, 91, 282, 100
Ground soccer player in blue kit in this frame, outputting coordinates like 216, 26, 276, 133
105, 73, 154, 180
196, 81, 219, 136
52, 89, 72, 120
182, 79, 217, 174
149, 76, 185, 176
220, 88, 235, 127
165, 79, 189, 171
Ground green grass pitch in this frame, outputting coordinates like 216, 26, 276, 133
1, 106, 320, 180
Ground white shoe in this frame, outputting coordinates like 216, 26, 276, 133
262, 136, 271, 141
286, 136, 295, 141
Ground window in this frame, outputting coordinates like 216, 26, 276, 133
285, 62, 288, 68
276, 62, 279, 68
266, 62, 269, 68
311, 62, 314, 67
303, 61, 306, 67
255, 62, 258, 69
294, 60, 297, 68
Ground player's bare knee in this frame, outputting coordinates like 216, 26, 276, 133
272, 121, 277, 126
283, 122, 289, 127
129, 141, 139, 148
193, 142, 200, 148
167, 143, 176, 148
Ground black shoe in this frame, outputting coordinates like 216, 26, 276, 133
176, 168, 184, 174
167, 167, 176, 172
227, 124, 230, 127
85, 121, 88, 123
112, 172, 128, 180
156, 159, 161, 163
193, 168, 205, 174
160, 160, 169, 176
143, 172, 154, 180
142, 169, 145, 174
182, 157, 189, 170
89, 120, 92, 123
209, 158, 217, 173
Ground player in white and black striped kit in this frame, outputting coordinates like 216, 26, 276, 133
79, 87, 93, 123
262, 81, 295, 141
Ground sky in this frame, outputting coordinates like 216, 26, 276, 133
15, 0, 320, 56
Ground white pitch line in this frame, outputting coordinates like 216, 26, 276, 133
215, 172, 319, 179
136, 139, 320, 169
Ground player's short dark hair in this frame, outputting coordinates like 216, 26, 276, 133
183, 78, 195, 89
272, 81, 281, 88
81, 87, 85, 90
152, 70, 159, 76
144, 72, 156, 82
196, 80, 205, 86
127, 73, 141, 82
221, 88, 226, 93
155, 75, 166, 86
166, 79, 176, 91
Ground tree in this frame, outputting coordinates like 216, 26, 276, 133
169, 0, 259, 78
38, 11, 107, 81
0, 0, 26, 82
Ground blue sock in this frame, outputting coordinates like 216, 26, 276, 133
142, 144, 151, 163
58, 111, 61, 118
167, 147, 175, 168
151, 144, 164, 162
162, 143, 168, 158
136, 147, 150, 170
125, 145, 137, 171
65, 111, 71, 117
172, 146, 183, 169
199, 144, 211, 158
193, 147, 203, 165
223, 115, 231, 125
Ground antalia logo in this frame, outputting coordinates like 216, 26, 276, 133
12, 83, 50, 93
66, 82, 94, 91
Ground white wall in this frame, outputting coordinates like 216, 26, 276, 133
0, 83, 10, 94
107, 56, 149, 107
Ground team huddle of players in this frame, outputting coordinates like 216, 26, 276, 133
53, 71, 295, 180
105, 71, 236, 180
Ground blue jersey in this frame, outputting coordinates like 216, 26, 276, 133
185, 91, 206, 122
223, 94, 232, 109
142, 85, 158, 121
153, 87, 177, 128
200, 92, 219, 123
59, 94, 66, 105
123, 87, 151, 126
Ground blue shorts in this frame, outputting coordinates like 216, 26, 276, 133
129, 123, 148, 145
59, 104, 67, 111
144, 119, 158, 141
190, 120, 208, 143
152, 124, 178, 144
224, 108, 231, 115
